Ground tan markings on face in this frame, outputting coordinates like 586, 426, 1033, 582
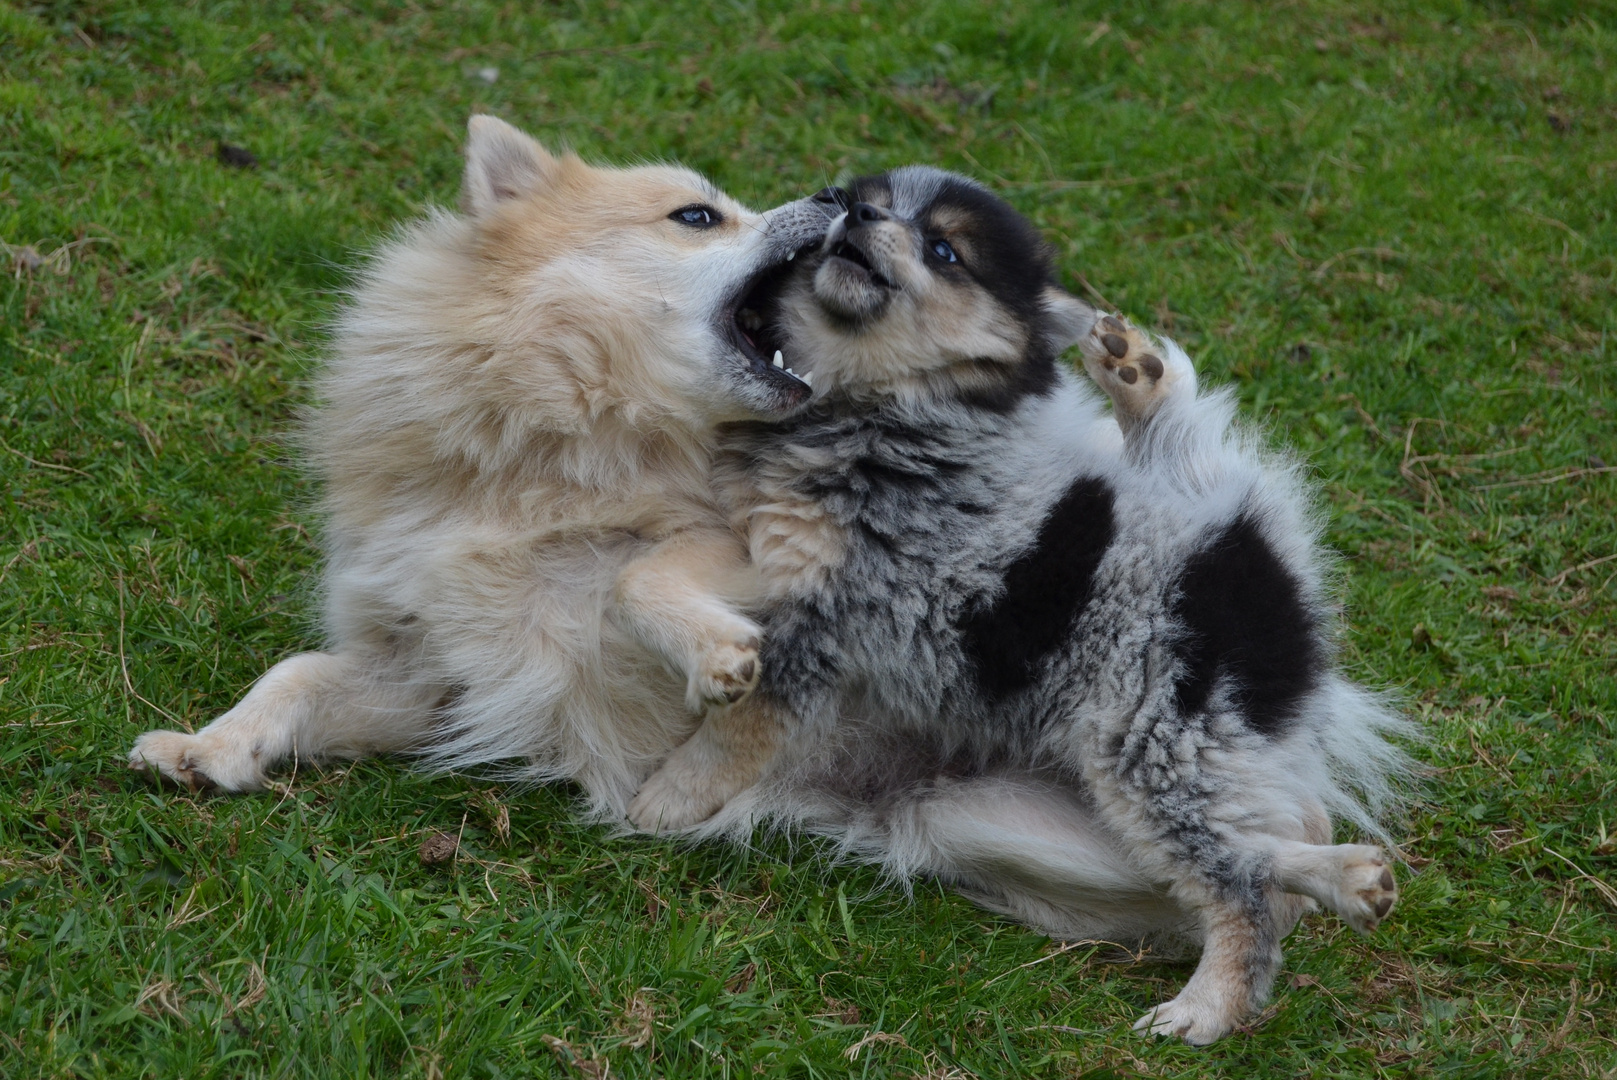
793, 260, 1029, 397
923, 205, 979, 264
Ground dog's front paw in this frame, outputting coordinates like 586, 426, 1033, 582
128, 730, 266, 792
684, 636, 761, 714
1079, 314, 1190, 425
1332, 845, 1397, 934
1133, 993, 1237, 1046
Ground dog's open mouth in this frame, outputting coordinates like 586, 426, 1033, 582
727, 247, 816, 405
827, 239, 894, 290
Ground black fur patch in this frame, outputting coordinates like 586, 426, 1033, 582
962, 477, 1115, 698
1170, 513, 1321, 735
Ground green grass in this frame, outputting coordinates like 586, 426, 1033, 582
2, 0, 1614, 1076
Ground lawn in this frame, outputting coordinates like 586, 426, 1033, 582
2, 0, 1614, 1076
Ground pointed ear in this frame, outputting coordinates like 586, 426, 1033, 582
462, 115, 558, 215
1041, 286, 1097, 352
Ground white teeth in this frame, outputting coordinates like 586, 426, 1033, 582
801, 371, 813, 386
787, 250, 795, 261
773, 351, 784, 368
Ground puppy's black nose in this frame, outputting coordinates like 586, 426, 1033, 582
812, 186, 849, 207
850, 201, 891, 224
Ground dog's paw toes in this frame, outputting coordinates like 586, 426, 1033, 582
1079, 314, 1186, 423
686, 638, 761, 713
127, 731, 259, 792
1337, 846, 1397, 934
628, 766, 724, 833
1133, 996, 1233, 1046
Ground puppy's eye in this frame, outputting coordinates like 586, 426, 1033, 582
671, 205, 722, 228
929, 238, 958, 263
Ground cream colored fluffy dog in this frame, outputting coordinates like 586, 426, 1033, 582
129, 116, 827, 815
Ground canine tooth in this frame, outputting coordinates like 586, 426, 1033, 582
801, 371, 813, 386
773, 351, 784, 368
787, 250, 795, 261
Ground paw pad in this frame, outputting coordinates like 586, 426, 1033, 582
1078, 313, 1181, 424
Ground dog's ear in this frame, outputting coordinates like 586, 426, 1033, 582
1041, 286, 1097, 353
462, 115, 558, 215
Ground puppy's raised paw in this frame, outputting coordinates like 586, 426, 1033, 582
1078, 313, 1192, 427
685, 637, 761, 714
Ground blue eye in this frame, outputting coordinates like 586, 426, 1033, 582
930, 238, 957, 263
671, 205, 720, 227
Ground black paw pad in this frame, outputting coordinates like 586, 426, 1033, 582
1102, 333, 1129, 358
1140, 354, 1164, 380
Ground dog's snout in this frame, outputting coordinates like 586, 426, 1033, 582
850, 201, 891, 225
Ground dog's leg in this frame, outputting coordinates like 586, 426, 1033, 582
1076, 313, 1196, 436
1132, 834, 1389, 1043
881, 774, 1194, 942
613, 528, 763, 714
627, 695, 785, 832
1271, 839, 1397, 934
1132, 875, 1294, 1045
127, 650, 443, 791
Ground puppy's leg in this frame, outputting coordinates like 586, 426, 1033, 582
1133, 836, 1387, 1043
613, 528, 762, 714
883, 774, 1192, 943
1077, 313, 1196, 435
1272, 839, 1397, 934
1133, 878, 1291, 1045
627, 695, 785, 832
128, 650, 443, 791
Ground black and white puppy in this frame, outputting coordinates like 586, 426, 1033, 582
629, 167, 1412, 1044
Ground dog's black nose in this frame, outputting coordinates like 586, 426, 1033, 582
850, 201, 891, 224
812, 186, 849, 207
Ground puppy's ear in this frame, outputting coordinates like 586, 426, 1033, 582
462, 115, 558, 215
1041, 286, 1097, 352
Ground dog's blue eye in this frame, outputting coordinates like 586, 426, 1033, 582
930, 239, 957, 263
671, 205, 721, 228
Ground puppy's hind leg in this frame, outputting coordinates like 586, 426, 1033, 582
1077, 313, 1196, 436
128, 649, 444, 792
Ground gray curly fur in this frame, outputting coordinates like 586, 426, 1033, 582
698, 308, 1411, 969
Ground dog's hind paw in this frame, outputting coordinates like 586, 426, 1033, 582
685, 636, 761, 714
1133, 994, 1237, 1046
1078, 313, 1192, 427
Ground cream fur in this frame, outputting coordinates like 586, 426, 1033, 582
128, 116, 829, 817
